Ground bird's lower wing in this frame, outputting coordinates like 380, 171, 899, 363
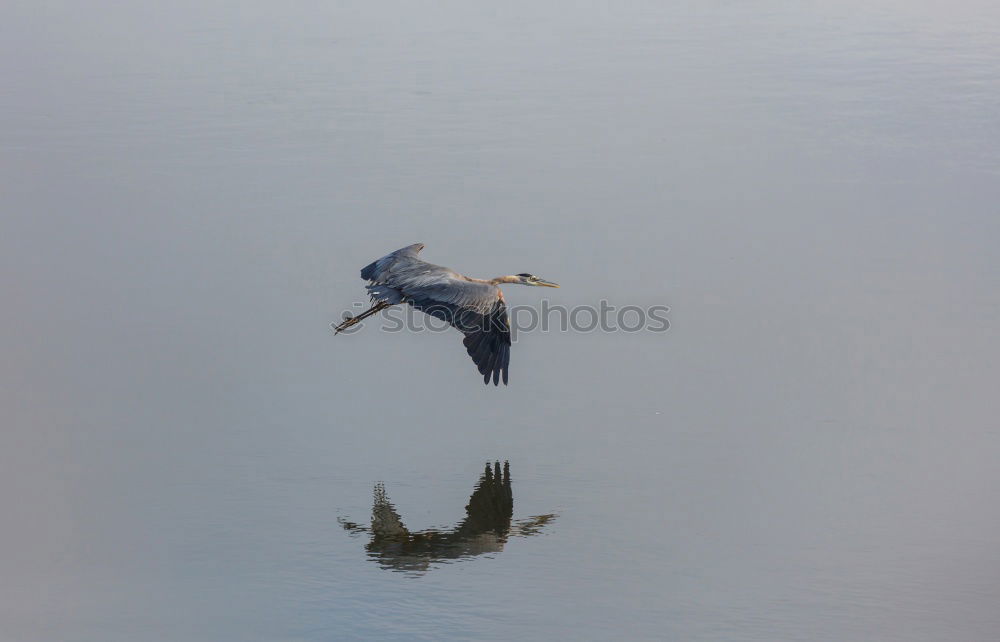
407, 298, 511, 386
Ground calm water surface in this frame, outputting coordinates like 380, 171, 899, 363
2, 1, 1000, 640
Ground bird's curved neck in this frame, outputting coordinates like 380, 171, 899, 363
462, 275, 521, 285
461, 275, 522, 286
488, 275, 522, 285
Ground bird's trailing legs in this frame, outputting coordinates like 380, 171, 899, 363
334, 301, 393, 334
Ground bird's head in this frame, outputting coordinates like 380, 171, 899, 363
515, 273, 559, 288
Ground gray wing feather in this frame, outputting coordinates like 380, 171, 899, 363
360, 242, 425, 282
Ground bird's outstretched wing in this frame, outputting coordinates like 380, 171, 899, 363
359, 244, 511, 385
463, 299, 511, 386
360, 243, 426, 284
408, 289, 511, 386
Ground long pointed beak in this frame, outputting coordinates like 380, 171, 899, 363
536, 279, 559, 288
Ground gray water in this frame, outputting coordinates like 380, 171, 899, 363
3, 1, 1000, 640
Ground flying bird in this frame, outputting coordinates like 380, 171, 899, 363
334, 243, 559, 385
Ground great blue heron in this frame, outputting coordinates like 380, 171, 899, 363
333, 243, 559, 385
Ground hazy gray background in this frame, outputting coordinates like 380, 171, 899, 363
3, 1, 1000, 640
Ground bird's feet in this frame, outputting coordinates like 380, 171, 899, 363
333, 301, 393, 334
333, 312, 358, 334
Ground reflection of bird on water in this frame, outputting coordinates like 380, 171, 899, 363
340, 462, 555, 573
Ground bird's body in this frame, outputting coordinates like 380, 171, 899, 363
334, 243, 558, 385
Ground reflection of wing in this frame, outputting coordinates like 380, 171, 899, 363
370, 482, 409, 537
340, 462, 555, 574
455, 461, 513, 535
